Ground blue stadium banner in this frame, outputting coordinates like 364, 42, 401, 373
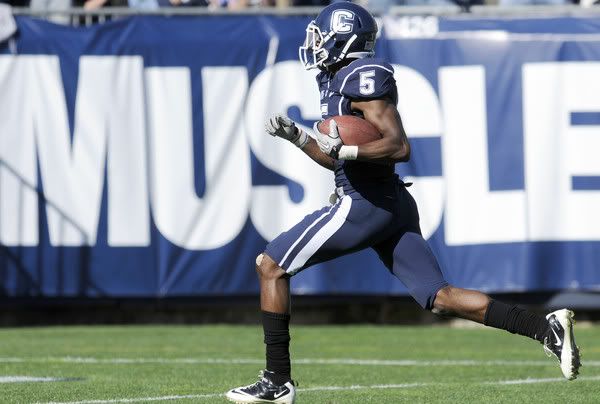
1, 15, 600, 297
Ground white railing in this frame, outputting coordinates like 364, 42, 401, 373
7, 4, 600, 26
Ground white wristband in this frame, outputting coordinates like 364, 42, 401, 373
338, 145, 358, 160
293, 129, 309, 149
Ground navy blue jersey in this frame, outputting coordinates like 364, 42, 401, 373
316, 58, 398, 194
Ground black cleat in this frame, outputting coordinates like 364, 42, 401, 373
226, 370, 296, 403
543, 309, 581, 380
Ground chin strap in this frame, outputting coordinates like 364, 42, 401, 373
337, 34, 358, 63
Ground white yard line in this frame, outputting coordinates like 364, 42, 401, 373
37, 394, 223, 404
0, 376, 70, 383
2, 356, 600, 367
36, 383, 426, 404
487, 375, 600, 385
299, 382, 426, 392
293, 358, 600, 367
34, 377, 600, 404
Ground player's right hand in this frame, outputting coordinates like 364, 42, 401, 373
265, 115, 308, 148
265, 115, 298, 141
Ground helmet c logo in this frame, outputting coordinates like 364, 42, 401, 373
331, 10, 355, 34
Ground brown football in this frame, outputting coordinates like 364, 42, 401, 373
317, 115, 382, 146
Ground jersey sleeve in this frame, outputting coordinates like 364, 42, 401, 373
337, 63, 396, 101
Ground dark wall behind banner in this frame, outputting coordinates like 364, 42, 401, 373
4, 292, 600, 326
1, 15, 600, 298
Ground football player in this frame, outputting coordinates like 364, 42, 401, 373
226, 3, 580, 403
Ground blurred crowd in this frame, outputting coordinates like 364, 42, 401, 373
0, 0, 595, 10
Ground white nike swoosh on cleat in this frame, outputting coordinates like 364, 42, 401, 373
273, 389, 288, 398
552, 328, 562, 347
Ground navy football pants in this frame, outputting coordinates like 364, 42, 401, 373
264, 184, 448, 310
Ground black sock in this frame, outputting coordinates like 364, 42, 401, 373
262, 310, 291, 385
483, 300, 549, 342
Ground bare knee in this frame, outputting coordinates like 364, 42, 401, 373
432, 286, 455, 316
255, 253, 287, 281
432, 285, 491, 323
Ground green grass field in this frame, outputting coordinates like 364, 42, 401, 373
1, 324, 599, 403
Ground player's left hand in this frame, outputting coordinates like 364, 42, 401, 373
314, 119, 343, 159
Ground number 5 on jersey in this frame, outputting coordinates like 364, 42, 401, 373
359, 70, 375, 95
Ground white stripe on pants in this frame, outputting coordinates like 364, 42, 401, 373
286, 196, 353, 275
